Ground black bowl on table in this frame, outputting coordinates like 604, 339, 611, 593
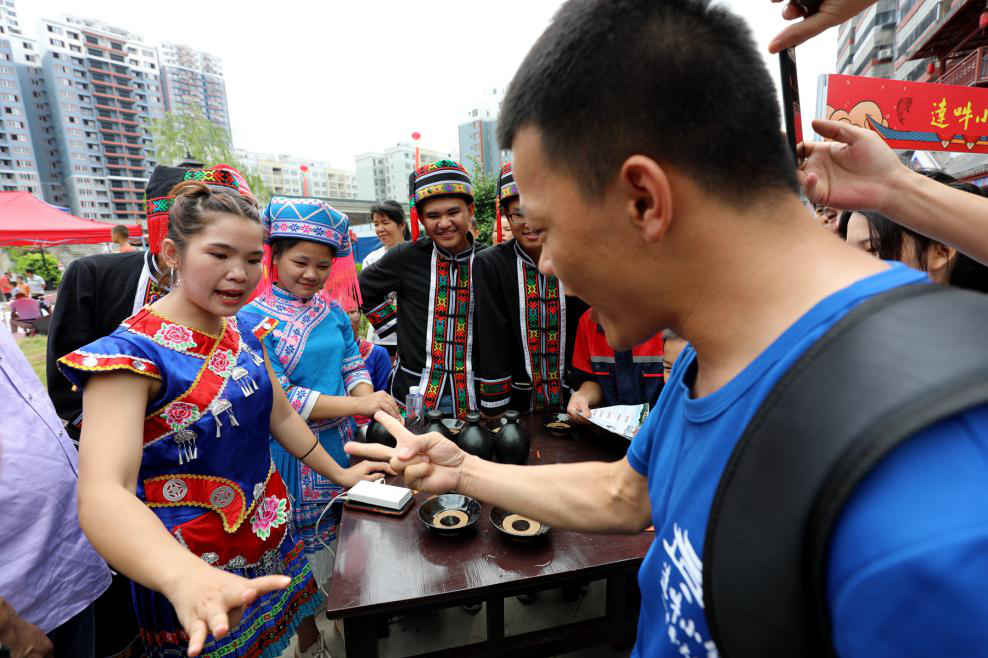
490, 506, 551, 541
542, 412, 573, 435
418, 494, 482, 536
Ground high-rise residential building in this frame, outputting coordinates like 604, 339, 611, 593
158, 42, 230, 133
835, 1, 988, 182
233, 149, 357, 200
834, 1, 981, 84
37, 16, 164, 222
458, 87, 504, 179
355, 143, 455, 202
0, 1, 42, 197
836, 0, 898, 78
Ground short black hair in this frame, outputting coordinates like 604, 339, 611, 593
498, 0, 799, 202
370, 201, 406, 227
112, 224, 129, 239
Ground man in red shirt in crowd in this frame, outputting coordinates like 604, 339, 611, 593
567, 307, 664, 423
0, 270, 12, 302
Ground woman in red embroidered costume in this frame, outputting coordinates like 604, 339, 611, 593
59, 181, 391, 658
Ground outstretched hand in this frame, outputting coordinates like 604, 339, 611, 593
798, 119, 910, 213
768, 0, 879, 53
161, 567, 290, 657
338, 459, 396, 488
345, 411, 469, 493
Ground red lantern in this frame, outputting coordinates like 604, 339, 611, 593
980, 9, 988, 30
411, 131, 421, 141
300, 164, 309, 172
927, 60, 936, 75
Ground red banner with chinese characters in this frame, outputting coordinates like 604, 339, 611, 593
817, 74, 988, 153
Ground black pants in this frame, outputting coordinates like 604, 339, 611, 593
93, 574, 139, 657
47, 603, 95, 658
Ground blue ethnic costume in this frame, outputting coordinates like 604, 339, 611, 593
59, 308, 322, 658
245, 197, 368, 587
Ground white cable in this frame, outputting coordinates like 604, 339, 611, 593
314, 490, 349, 597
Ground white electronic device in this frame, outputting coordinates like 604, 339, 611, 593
347, 479, 413, 512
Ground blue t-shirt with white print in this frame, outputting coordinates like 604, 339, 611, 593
627, 263, 988, 657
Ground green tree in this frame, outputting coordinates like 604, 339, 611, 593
9, 248, 62, 289
471, 169, 498, 246
149, 110, 270, 204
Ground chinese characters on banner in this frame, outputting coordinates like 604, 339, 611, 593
816, 74, 988, 153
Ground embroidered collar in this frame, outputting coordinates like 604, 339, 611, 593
124, 307, 230, 358
433, 234, 477, 262
513, 240, 540, 268
255, 285, 326, 321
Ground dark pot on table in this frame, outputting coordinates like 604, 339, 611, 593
494, 410, 530, 465
457, 412, 495, 460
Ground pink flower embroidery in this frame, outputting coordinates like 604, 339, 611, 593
250, 495, 288, 540
153, 323, 197, 352
163, 401, 200, 430
208, 349, 235, 377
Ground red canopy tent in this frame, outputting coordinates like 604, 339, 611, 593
0, 191, 142, 247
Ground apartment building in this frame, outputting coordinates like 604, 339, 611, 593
38, 15, 164, 222
234, 148, 357, 200
355, 143, 455, 202
158, 42, 230, 133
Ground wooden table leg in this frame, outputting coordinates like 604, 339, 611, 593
605, 571, 629, 624
343, 615, 379, 658
485, 595, 505, 649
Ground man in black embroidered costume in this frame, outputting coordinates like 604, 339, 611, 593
474, 162, 587, 415
359, 160, 485, 419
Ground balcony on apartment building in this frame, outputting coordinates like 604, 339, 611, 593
909, 0, 988, 85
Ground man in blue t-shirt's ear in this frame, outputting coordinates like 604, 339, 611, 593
347, 1, 988, 656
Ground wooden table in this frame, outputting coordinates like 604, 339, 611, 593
325, 415, 653, 657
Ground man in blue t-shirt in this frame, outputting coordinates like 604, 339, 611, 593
347, 1, 988, 656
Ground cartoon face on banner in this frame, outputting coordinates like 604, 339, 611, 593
818, 74, 988, 153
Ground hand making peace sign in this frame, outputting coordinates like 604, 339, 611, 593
345, 411, 469, 493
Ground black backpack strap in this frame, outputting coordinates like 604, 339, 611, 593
703, 283, 988, 658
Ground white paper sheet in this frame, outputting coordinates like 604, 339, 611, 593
588, 404, 650, 440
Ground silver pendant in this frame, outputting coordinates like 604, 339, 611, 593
240, 342, 265, 366
208, 399, 238, 437
232, 366, 258, 398
174, 428, 198, 465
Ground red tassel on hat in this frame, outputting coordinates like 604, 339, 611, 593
148, 215, 169, 255
410, 204, 420, 241
325, 252, 362, 308
496, 200, 503, 244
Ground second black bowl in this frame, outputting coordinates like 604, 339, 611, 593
490, 506, 551, 541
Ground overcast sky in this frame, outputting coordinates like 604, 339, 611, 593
21, 0, 837, 170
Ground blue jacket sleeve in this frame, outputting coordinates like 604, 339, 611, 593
366, 345, 392, 392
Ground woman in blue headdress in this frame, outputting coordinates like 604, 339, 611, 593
245, 196, 400, 657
